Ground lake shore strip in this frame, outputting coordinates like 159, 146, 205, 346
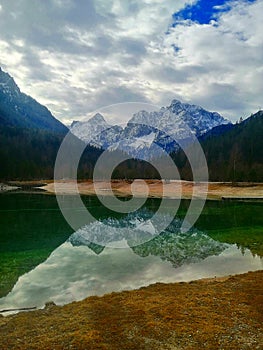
35, 180, 263, 200
0, 270, 262, 349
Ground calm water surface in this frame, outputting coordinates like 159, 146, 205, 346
0, 192, 262, 313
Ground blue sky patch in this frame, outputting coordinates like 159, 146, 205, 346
171, 44, 180, 53
173, 0, 257, 25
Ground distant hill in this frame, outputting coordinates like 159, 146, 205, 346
0, 67, 67, 133
172, 111, 263, 182
202, 111, 263, 182
0, 126, 64, 179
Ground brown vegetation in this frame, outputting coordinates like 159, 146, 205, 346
42, 180, 263, 200
0, 271, 262, 349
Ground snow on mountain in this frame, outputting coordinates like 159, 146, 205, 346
70, 113, 109, 144
70, 113, 123, 148
70, 99, 230, 159
130, 132, 156, 148
129, 99, 229, 139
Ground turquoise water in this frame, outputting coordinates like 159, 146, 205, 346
0, 192, 262, 313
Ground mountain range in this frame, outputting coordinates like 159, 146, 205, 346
0, 67, 262, 182
70, 100, 230, 160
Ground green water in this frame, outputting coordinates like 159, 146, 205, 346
0, 192, 262, 299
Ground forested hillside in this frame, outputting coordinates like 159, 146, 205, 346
172, 111, 263, 182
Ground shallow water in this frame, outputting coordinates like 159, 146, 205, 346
0, 193, 262, 313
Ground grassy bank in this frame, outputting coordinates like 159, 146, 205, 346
0, 270, 262, 349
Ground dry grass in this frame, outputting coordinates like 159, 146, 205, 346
42, 180, 263, 200
0, 271, 262, 349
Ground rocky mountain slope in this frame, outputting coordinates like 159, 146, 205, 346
0, 68, 67, 133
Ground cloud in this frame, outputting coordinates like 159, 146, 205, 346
0, 0, 262, 123
163, 0, 263, 118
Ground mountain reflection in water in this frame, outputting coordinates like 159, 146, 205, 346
0, 210, 262, 314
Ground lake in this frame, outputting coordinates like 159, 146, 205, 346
0, 192, 262, 313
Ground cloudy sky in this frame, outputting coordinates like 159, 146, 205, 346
0, 0, 262, 124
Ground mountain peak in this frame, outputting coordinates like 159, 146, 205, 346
170, 99, 182, 106
70, 120, 79, 128
89, 113, 107, 124
169, 99, 198, 111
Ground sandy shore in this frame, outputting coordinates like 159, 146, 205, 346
41, 180, 263, 200
0, 183, 19, 192
0, 270, 262, 349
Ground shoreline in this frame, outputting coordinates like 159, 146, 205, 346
1, 180, 263, 200
43, 180, 263, 200
0, 270, 262, 349
0, 274, 237, 315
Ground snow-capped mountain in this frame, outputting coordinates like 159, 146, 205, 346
70, 113, 123, 149
70, 99, 230, 160
129, 99, 228, 138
